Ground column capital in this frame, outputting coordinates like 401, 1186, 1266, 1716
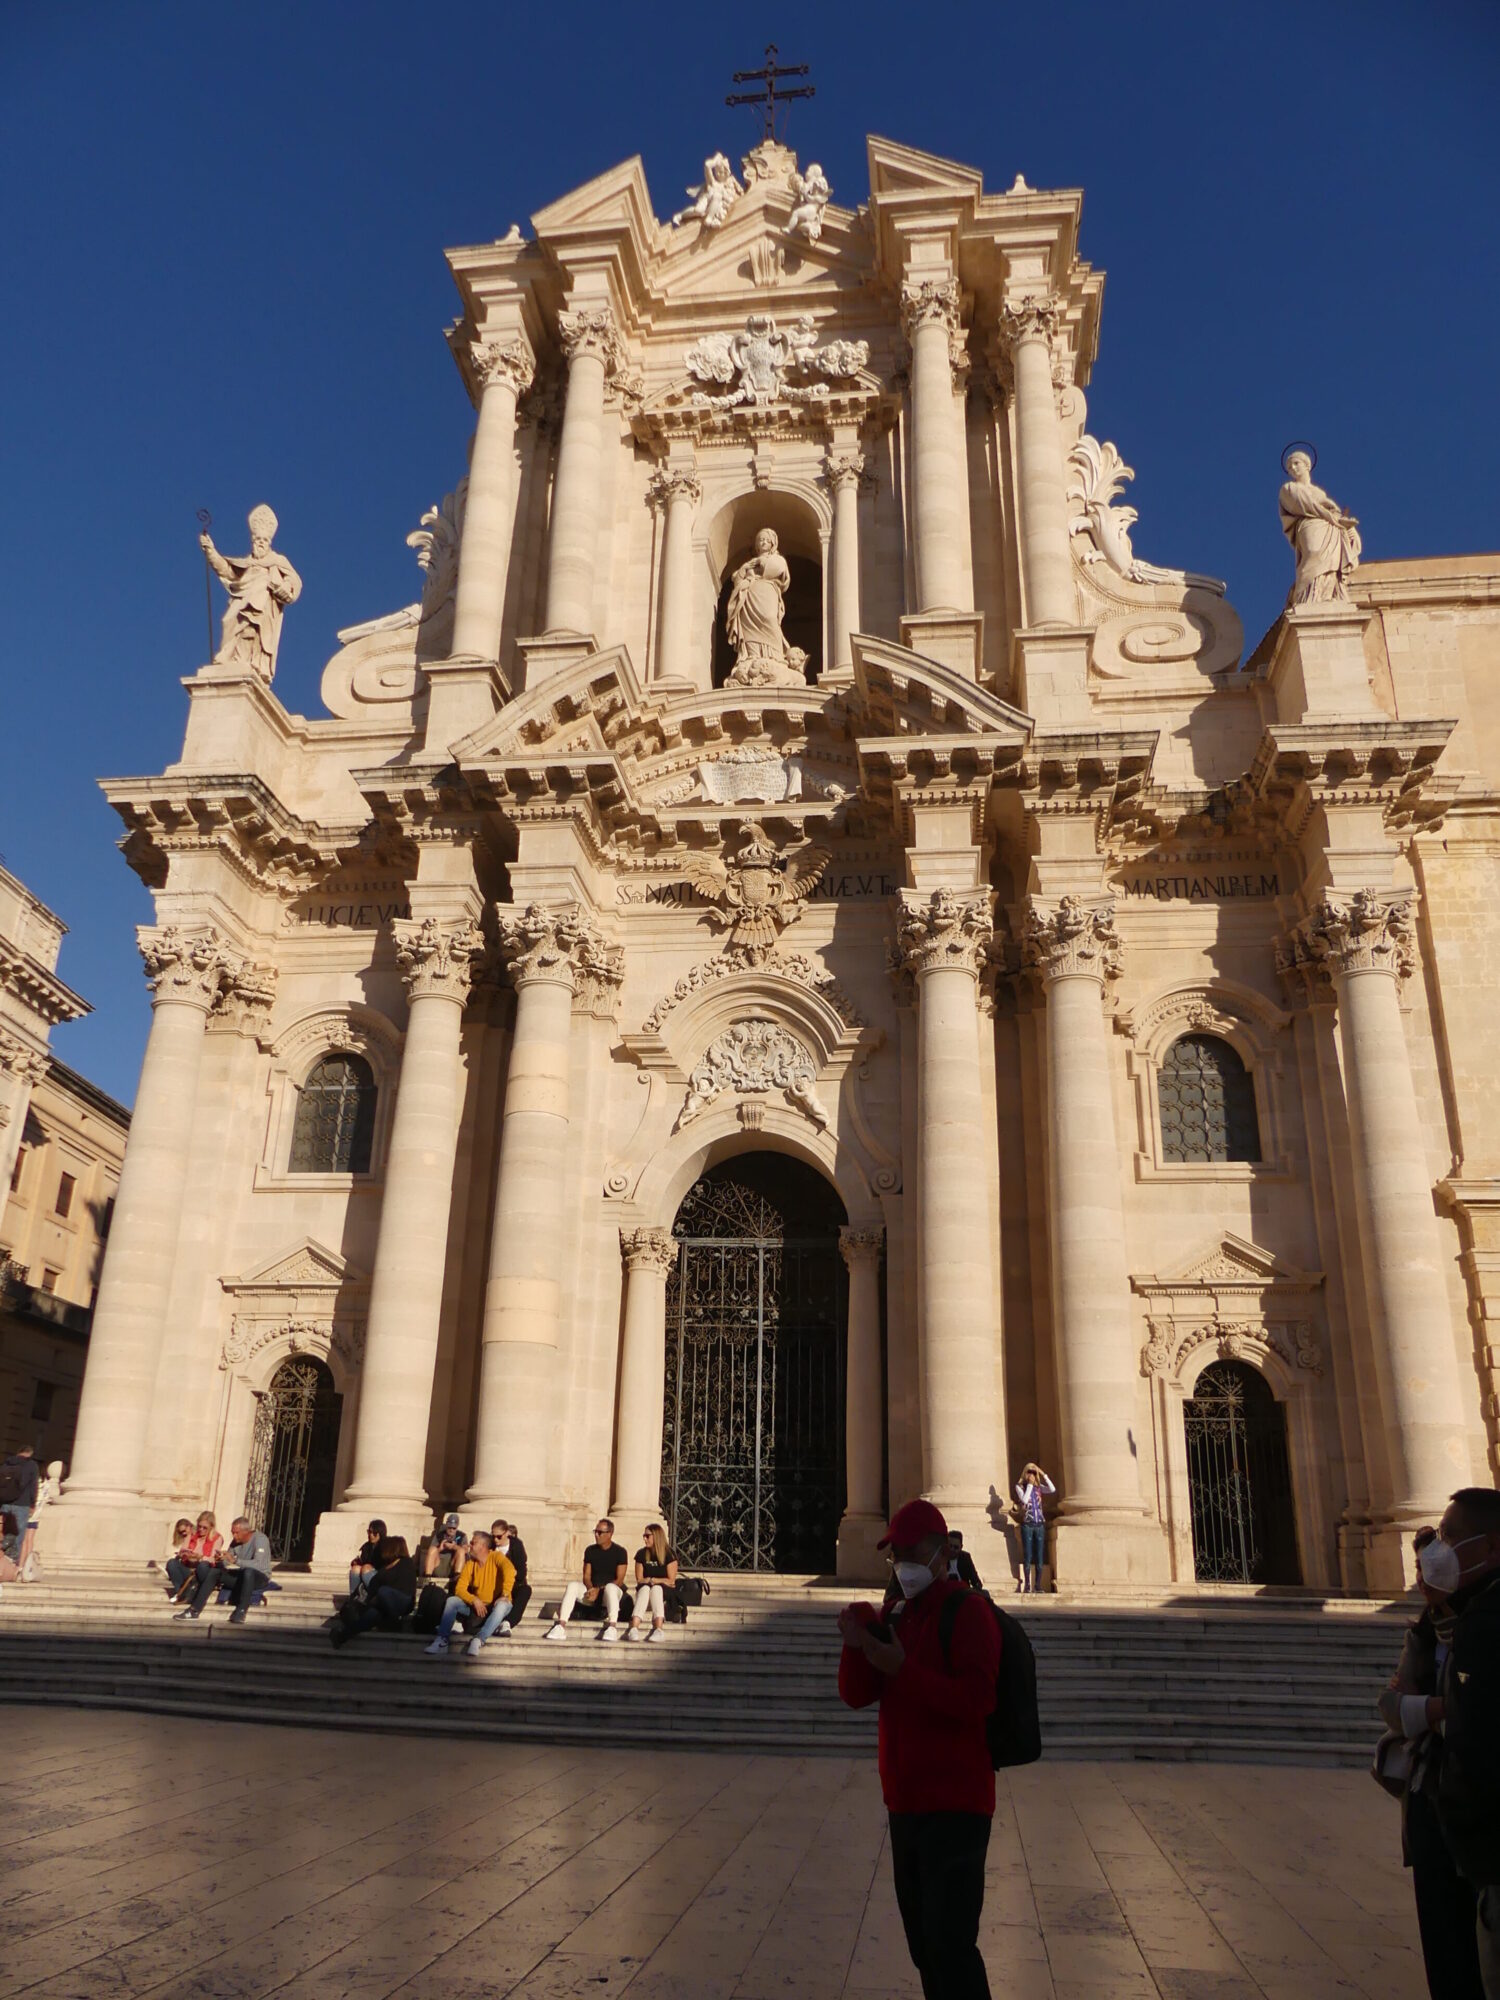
497, 900, 623, 996
823, 448, 869, 493
1024, 896, 1122, 984
620, 1225, 679, 1274
839, 1224, 885, 1269
209, 958, 279, 1039
558, 304, 625, 371
896, 889, 995, 979
471, 338, 534, 396
391, 916, 484, 1003
900, 276, 961, 339
1288, 890, 1416, 983
0, 1026, 49, 1086
646, 465, 701, 512
999, 293, 1063, 352
136, 923, 232, 1012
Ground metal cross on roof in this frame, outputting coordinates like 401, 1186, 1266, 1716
726, 43, 815, 141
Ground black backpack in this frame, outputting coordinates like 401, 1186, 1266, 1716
938, 1589, 1042, 1768
0, 1461, 23, 1506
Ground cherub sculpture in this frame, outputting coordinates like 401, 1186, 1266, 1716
787, 163, 832, 242
684, 823, 828, 964
200, 504, 302, 683
672, 152, 743, 231
1279, 450, 1361, 605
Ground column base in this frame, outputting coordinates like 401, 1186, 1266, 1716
42, 1495, 162, 1571
516, 632, 597, 688
1050, 1512, 1171, 1590
835, 1511, 888, 1582
311, 1501, 436, 1574
900, 610, 983, 681
461, 1495, 585, 1579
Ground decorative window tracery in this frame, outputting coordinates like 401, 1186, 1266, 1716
1157, 1034, 1260, 1164
288, 1054, 376, 1175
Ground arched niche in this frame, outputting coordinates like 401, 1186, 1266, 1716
698, 487, 829, 688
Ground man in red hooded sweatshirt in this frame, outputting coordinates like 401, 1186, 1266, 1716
838, 1499, 1001, 2000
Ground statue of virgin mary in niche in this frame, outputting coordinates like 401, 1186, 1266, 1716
724, 529, 809, 688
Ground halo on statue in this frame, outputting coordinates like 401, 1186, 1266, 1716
1281, 440, 1318, 475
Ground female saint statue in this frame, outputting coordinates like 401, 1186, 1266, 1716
724, 529, 807, 687
1279, 451, 1361, 605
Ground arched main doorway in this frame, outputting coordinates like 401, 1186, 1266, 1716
244, 1356, 343, 1564
662, 1155, 846, 1572
1183, 1359, 1300, 1585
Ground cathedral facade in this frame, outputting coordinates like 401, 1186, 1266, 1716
50, 136, 1500, 1592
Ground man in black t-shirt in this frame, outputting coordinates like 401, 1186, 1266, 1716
546, 1517, 628, 1642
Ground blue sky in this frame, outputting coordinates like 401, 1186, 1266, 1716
3, 2, 1497, 1107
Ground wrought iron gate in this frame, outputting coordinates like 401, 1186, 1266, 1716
662, 1169, 846, 1572
244, 1356, 343, 1564
1183, 1359, 1300, 1585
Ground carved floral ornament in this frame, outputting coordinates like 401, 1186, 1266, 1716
1024, 897, 1123, 985
1285, 890, 1417, 983
999, 294, 1063, 350
823, 449, 869, 493
220, 1315, 366, 1375
137, 923, 234, 1009
676, 1018, 828, 1132
838, 1225, 885, 1267
619, 1226, 678, 1275
391, 916, 485, 1003
684, 315, 870, 412
1141, 1317, 1324, 1384
497, 901, 624, 1000
896, 890, 995, 979
471, 339, 535, 396
641, 947, 863, 1035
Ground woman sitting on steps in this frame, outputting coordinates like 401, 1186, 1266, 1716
628, 1523, 678, 1642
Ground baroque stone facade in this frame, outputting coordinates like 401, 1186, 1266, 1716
47, 136, 1500, 1593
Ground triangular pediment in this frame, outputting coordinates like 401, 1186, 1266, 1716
866, 135, 984, 201
223, 1238, 365, 1294
1133, 1233, 1323, 1295
453, 645, 646, 767
531, 155, 659, 246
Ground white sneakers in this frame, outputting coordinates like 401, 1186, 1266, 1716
600, 1623, 623, 1642
627, 1626, 645, 1643
424, 1638, 448, 1656
466, 1638, 484, 1657
545, 1621, 567, 1642
647, 1626, 666, 1642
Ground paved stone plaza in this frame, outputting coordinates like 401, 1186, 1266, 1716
0, 1711, 1423, 1999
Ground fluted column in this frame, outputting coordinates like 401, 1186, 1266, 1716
898, 892, 998, 1516
1001, 295, 1077, 627
1292, 892, 1470, 1520
648, 467, 701, 686
451, 339, 534, 661
469, 902, 622, 1514
543, 307, 619, 636
901, 280, 968, 614
340, 917, 481, 1520
1027, 898, 1153, 1553
64, 926, 231, 1504
839, 1226, 886, 1525
825, 450, 865, 673
610, 1227, 679, 1519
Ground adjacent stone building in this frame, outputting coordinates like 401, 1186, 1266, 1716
48, 136, 1500, 1592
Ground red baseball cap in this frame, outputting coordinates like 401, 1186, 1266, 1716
877, 1498, 949, 1549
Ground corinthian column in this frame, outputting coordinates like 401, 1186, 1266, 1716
1027, 897, 1162, 1581
451, 339, 534, 662
838, 1225, 886, 1572
648, 467, 702, 687
900, 280, 969, 614
1292, 892, 1469, 1534
544, 307, 619, 637
64, 926, 231, 1508
1000, 296, 1077, 628
825, 450, 866, 674
897, 892, 998, 1523
469, 902, 622, 1518
609, 1227, 679, 1520
337, 917, 481, 1528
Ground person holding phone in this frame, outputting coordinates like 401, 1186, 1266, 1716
1013, 1463, 1055, 1594
422, 1513, 467, 1580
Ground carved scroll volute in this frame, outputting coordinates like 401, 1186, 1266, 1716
391, 916, 485, 1003
137, 924, 233, 1011
896, 890, 995, 979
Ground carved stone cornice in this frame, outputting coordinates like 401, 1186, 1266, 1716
839, 1225, 885, 1268
0, 936, 88, 1029
209, 959, 279, 1040
558, 305, 626, 373
471, 339, 535, 396
823, 448, 868, 493
645, 467, 702, 512
391, 916, 484, 1003
497, 900, 619, 995
896, 890, 995, 979
999, 294, 1063, 351
1286, 890, 1416, 984
137, 924, 233, 1011
620, 1225, 678, 1276
1024, 897, 1123, 985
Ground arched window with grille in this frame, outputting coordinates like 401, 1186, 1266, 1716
1158, 1034, 1260, 1164
288, 1053, 376, 1174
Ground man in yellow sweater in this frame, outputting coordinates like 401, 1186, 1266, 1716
424, 1530, 517, 1657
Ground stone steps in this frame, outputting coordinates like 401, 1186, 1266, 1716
0, 1571, 1406, 1765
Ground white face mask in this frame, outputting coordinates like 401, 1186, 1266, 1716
1419, 1533, 1491, 1595
894, 1560, 937, 1600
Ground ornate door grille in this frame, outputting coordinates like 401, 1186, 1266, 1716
1183, 1359, 1300, 1585
243, 1357, 343, 1564
662, 1173, 845, 1572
